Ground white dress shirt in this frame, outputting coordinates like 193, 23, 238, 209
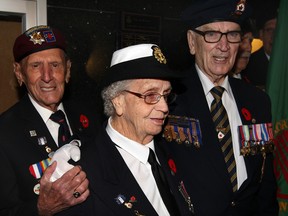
196, 64, 247, 188
29, 94, 72, 147
106, 117, 170, 215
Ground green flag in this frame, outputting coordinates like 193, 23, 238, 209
267, 0, 288, 215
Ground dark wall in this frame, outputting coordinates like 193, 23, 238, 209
47, 0, 193, 100
47, 0, 278, 101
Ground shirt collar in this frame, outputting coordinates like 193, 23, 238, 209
28, 94, 65, 123
195, 63, 233, 97
106, 117, 153, 164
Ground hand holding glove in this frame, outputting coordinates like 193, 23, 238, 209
50, 140, 81, 182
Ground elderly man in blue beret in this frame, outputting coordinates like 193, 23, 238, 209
0, 25, 100, 215
163, 0, 278, 215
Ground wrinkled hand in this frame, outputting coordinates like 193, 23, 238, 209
37, 162, 90, 216
50, 140, 81, 182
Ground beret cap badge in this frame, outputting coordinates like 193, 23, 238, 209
152, 45, 167, 64
233, 0, 246, 17
29, 32, 45, 45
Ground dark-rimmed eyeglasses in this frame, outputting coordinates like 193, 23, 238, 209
123, 90, 177, 105
192, 29, 242, 43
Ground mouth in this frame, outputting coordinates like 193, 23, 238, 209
151, 118, 165, 125
40, 86, 56, 92
213, 55, 228, 63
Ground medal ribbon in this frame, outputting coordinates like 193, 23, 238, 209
29, 158, 51, 179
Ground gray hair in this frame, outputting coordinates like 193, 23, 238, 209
101, 79, 133, 117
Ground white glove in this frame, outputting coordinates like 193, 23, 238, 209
49, 139, 81, 182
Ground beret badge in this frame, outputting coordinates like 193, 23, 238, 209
152, 45, 167, 64
233, 0, 246, 17
29, 32, 45, 45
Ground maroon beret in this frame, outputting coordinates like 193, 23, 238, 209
13, 25, 66, 62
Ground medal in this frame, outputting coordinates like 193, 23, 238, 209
33, 183, 40, 195
238, 123, 274, 156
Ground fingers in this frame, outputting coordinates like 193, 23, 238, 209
39, 161, 57, 190
37, 165, 89, 215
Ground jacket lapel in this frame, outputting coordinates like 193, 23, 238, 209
17, 94, 58, 157
83, 127, 158, 216
185, 70, 232, 190
228, 77, 264, 191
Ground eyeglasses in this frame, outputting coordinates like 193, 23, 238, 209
123, 90, 177, 105
192, 29, 242, 43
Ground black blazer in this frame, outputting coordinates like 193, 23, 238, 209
0, 94, 100, 216
166, 67, 278, 216
59, 124, 194, 216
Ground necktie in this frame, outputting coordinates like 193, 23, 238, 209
210, 86, 238, 192
148, 148, 180, 216
50, 110, 71, 147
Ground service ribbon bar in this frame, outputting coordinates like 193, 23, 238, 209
29, 157, 51, 179
238, 123, 275, 156
163, 115, 202, 148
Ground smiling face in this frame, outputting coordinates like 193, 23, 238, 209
14, 48, 71, 111
187, 21, 241, 84
111, 79, 171, 144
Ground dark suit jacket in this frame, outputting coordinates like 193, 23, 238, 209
167, 67, 278, 216
59, 124, 194, 216
242, 47, 269, 89
0, 94, 101, 216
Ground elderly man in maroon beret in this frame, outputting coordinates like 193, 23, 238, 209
0, 25, 100, 216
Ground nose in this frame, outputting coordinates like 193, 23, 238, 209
41, 64, 53, 82
217, 34, 230, 51
156, 96, 169, 114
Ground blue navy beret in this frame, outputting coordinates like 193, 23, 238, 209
181, 0, 252, 29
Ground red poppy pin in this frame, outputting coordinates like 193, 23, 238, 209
168, 158, 177, 175
241, 108, 252, 121
80, 114, 89, 128
129, 196, 137, 203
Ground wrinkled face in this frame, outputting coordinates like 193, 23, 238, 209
111, 79, 171, 144
14, 48, 71, 111
234, 32, 253, 74
187, 21, 240, 84
260, 18, 277, 56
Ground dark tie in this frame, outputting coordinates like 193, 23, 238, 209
50, 110, 71, 147
148, 148, 180, 216
210, 86, 238, 192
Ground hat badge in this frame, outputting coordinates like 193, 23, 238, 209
234, 0, 246, 16
29, 31, 45, 45
152, 45, 167, 64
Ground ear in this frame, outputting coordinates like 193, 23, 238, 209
65, 60, 72, 83
13, 62, 24, 86
111, 94, 125, 116
187, 30, 196, 55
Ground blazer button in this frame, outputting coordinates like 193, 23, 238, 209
231, 201, 236, 207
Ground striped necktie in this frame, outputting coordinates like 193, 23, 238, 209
210, 86, 238, 192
